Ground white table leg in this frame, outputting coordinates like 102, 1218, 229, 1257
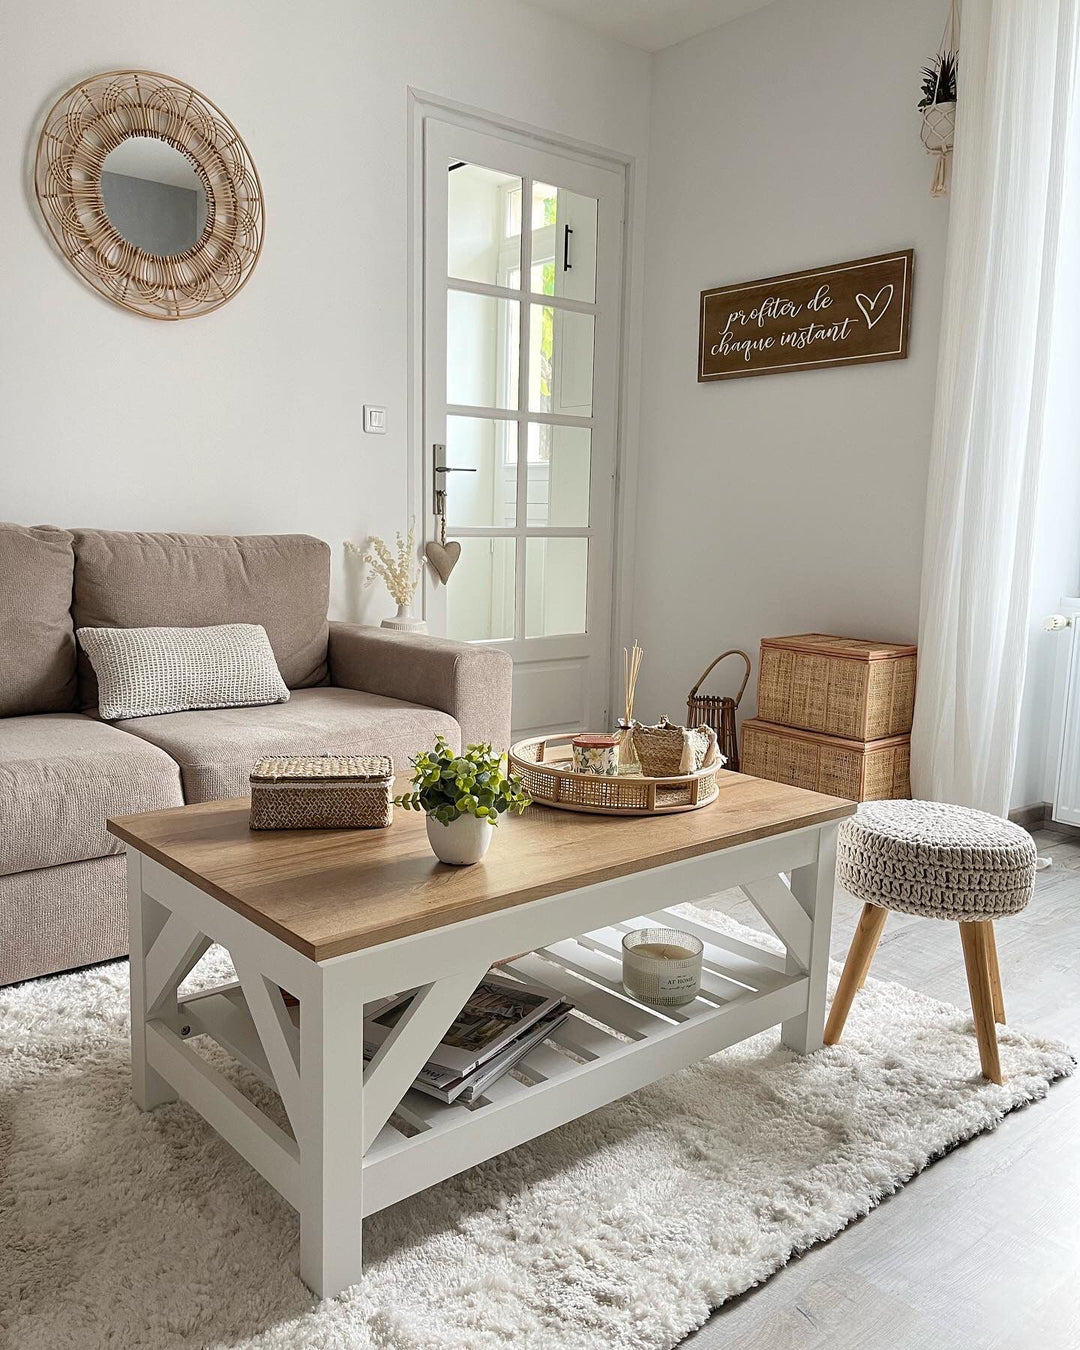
781, 822, 839, 1055
127, 850, 176, 1110
299, 961, 367, 1299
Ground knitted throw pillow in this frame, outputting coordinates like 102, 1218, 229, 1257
76, 623, 290, 721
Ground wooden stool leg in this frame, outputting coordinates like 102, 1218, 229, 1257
985, 921, 1005, 1024
824, 903, 888, 1045
959, 922, 1003, 1084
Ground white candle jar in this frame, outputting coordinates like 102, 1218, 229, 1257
621, 927, 703, 1008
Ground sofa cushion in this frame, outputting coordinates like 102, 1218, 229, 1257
0, 714, 184, 876
117, 686, 460, 803
70, 530, 330, 710
78, 623, 290, 720
0, 523, 78, 716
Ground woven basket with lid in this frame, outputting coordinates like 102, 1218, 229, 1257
249, 754, 394, 830
757, 634, 916, 741
741, 719, 910, 802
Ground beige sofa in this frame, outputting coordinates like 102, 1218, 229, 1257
0, 524, 512, 986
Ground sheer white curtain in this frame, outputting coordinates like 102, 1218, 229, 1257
911, 0, 1080, 814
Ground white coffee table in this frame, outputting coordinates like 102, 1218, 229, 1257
109, 772, 853, 1298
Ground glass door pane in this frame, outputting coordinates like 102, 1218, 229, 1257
446, 537, 516, 642
526, 424, 590, 527
447, 162, 521, 287
447, 290, 518, 409
446, 416, 516, 527
528, 305, 594, 416
530, 182, 597, 302
524, 538, 589, 637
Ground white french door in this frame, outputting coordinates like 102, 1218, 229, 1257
420, 117, 625, 737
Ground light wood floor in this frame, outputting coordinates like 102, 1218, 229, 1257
681, 827, 1080, 1350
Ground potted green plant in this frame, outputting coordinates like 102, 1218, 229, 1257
395, 735, 531, 865
918, 50, 957, 110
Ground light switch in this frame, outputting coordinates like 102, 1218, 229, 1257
363, 405, 387, 434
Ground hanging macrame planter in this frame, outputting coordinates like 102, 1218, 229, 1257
919, 0, 959, 197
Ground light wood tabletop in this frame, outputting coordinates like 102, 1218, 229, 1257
109, 772, 855, 961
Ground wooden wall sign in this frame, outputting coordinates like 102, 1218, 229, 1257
698, 249, 913, 381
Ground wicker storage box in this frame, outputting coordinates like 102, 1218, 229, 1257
757, 634, 917, 741
249, 755, 393, 830
741, 719, 910, 802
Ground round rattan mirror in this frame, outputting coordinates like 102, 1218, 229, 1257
34, 70, 264, 320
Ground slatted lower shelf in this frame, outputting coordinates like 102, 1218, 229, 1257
175, 909, 806, 1217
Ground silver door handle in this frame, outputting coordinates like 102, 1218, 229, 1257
432, 446, 476, 504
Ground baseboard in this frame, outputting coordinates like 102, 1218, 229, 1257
1008, 803, 1080, 842
1009, 802, 1049, 829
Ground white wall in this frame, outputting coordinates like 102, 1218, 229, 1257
0, 0, 649, 624
629, 0, 950, 728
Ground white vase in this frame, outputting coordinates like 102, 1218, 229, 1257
426, 812, 494, 865
381, 602, 427, 634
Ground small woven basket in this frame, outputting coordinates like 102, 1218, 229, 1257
632, 718, 718, 777
686, 649, 751, 774
249, 754, 394, 830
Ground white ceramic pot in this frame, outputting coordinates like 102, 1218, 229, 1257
426, 812, 494, 865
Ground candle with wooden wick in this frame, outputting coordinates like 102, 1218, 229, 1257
621, 926, 703, 1007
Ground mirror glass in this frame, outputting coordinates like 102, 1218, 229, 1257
100, 136, 208, 256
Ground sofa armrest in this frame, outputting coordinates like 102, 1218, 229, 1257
328, 623, 513, 750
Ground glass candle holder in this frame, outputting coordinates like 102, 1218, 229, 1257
614, 720, 641, 775
621, 927, 703, 1008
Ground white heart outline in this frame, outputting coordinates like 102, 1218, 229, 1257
855, 284, 894, 330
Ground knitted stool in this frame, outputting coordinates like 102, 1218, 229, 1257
824, 799, 1037, 1083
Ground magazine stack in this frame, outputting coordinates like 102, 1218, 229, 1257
363, 971, 572, 1105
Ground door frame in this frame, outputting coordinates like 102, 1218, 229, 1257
407, 88, 643, 734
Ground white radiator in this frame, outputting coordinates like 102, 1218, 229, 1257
1047, 597, 1080, 825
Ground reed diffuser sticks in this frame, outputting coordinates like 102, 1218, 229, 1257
617, 641, 644, 774
624, 642, 643, 726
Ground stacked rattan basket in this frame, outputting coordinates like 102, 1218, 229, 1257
741, 634, 915, 801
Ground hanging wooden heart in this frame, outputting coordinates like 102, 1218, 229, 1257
425, 539, 461, 584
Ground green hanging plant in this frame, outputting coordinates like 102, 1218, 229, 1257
395, 734, 531, 826
918, 50, 957, 108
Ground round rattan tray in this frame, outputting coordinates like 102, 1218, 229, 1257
509, 734, 722, 816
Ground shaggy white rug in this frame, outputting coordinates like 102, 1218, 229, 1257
0, 905, 1071, 1350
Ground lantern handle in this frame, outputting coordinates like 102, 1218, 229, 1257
688, 650, 752, 708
